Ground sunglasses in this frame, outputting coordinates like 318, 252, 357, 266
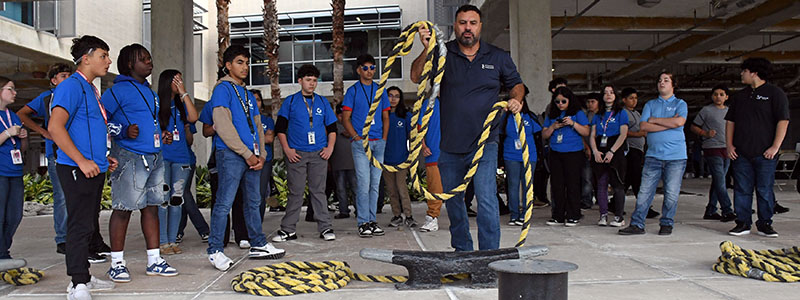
361, 65, 376, 71
555, 100, 567, 104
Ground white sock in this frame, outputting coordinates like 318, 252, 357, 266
146, 248, 163, 266
110, 251, 124, 265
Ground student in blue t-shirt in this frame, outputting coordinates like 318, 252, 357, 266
383, 87, 415, 228
101, 44, 178, 282
274, 64, 337, 243
501, 91, 542, 226
252, 89, 274, 220
342, 54, 390, 238
206, 45, 285, 271
0, 76, 28, 261
589, 85, 629, 228
177, 120, 209, 243
416, 96, 442, 233
155, 69, 198, 256
542, 87, 590, 227
619, 72, 688, 236
49, 35, 118, 298
18, 63, 84, 255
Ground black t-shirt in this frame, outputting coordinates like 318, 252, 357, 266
724, 82, 790, 158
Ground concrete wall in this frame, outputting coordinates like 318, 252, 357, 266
75, 0, 144, 75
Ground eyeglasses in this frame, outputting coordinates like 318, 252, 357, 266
555, 100, 567, 104
361, 65, 376, 71
1, 87, 15, 93
388, 94, 401, 98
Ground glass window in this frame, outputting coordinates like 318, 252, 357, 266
0, 2, 33, 26
343, 60, 358, 81
279, 63, 293, 84
250, 40, 267, 64
293, 35, 314, 62
381, 58, 402, 79
316, 62, 333, 82
278, 36, 292, 62
252, 65, 269, 86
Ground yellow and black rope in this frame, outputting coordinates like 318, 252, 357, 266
0, 267, 43, 286
713, 241, 800, 282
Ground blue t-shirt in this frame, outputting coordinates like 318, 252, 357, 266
544, 110, 589, 153
261, 115, 275, 161
188, 122, 197, 165
52, 73, 110, 172
100, 75, 162, 155
211, 82, 262, 153
415, 98, 440, 164
342, 81, 390, 140
592, 109, 630, 137
276, 92, 336, 152
503, 113, 542, 162
162, 105, 192, 164
0, 109, 23, 177
198, 100, 214, 125
641, 95, 688, 160
384, 111, 411, 166
26, 89, 57, 158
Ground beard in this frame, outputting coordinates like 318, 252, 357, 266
457, 31, 479, 47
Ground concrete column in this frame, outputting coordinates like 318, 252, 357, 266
509, 0, 551, 114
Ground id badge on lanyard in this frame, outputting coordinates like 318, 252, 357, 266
0, 110, 22, 164
556, 133, 563, 144
600, 135, 608, 147
154, 133, 161, 148
10, 149, 21, 165
308, 132, 316, 145
173, 128, 180, 141
253, 134, 260, 156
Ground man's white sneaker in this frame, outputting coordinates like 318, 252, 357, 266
208, 251, 234, 271
66, 283, 91, 300
66, 276, 114, 293
249, 243, 286, 259
239, 240, 251, 249
419, 215, 439, 232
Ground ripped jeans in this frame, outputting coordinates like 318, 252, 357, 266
159, 161, 191, 245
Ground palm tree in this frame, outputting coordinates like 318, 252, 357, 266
217, 0, 231, 70
331, 0, 345, 104
263, 0, 280, 113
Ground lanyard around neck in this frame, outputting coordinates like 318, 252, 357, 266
0, 110, 16, 148
600, 111, 615, 135
129, 82, 158, 127
300, 94, 315, 128
359, 82, 374, 108
229, 82, 255, 135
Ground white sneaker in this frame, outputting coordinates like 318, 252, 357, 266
239, 240, 251, 249
66, 276, 115, 293
597, 214, 608, 226
249, 243, 286, 259
67, 283, 91, 300
419, 215, 439, 232
208, 251, 234, 271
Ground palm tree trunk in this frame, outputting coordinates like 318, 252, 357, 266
263, 0, 281, 113
217, 0, 231, 70
331, 0, 346, 104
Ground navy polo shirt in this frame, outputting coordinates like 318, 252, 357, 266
592, 109, 629, 137
162, 105, 191, 164
439, 40, 523, 154
101, 75, 162, 155
277, 91, 336, 152
261, 115, 275, 161
52, 73, 110, 172
384, 111, 411, 166
26, 89, 56, 157
211, 82, 261, 152
544, 110, 589, 153
342, 81, 390, 140
415, 98, 440, 164
503, 113, 542, 162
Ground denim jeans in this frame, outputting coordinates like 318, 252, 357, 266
504, 160, 533, 220
352, 139, 385, 225
732, 155, 777, 227
631, 157, 686, 229
335, 169, 357, 214
159, 161, 192, 244
108, 146, 167, 211
440, 142, 500, 251
178, 165, 209, 237
207, 148, 266, 254
48, 155, 67, 244
0, 176, 23, 259
705, 155, 733, 216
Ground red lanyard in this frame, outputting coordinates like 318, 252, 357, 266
0, 110, 16, 147
76, 71, 108, 125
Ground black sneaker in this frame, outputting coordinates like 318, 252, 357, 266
646, 208, 660, 219
703, 213, 722, 220
658, 225, 673, 236
370, 222, 385, 236
757, 224, 779, 238
95, 242, 111, 256
466, 207, 478, 217
358, 223, 373, 238
88, 252, 107, 264
564, 219, 579, 227
720, 213, 737, 223
271, 230, 298, 243
334, 213, 350, 219
774, 203, 790, 214
175, 233, 183, 244
618, 225, 645, 235
728, 223, 750, 236
56, 243, 66, 255
389, 216, 403, 227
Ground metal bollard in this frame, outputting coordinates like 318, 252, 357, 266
489, 259, 578, 300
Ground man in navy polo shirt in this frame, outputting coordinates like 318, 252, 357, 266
274, 64, 337, 242
726, 57, 789, 238
410, 4, 525, 251
50, 35, 117, 300
343, 54, 391, 238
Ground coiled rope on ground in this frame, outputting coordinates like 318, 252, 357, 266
713, 241, 800, 282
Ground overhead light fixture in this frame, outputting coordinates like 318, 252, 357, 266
637, 0, 661, 8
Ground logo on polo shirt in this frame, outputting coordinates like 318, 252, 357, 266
482, 64, 494, 70
316, 107, 323, 116
523, 120, 530, 127
397, 120, 404, 127
756, 95, 770, 101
